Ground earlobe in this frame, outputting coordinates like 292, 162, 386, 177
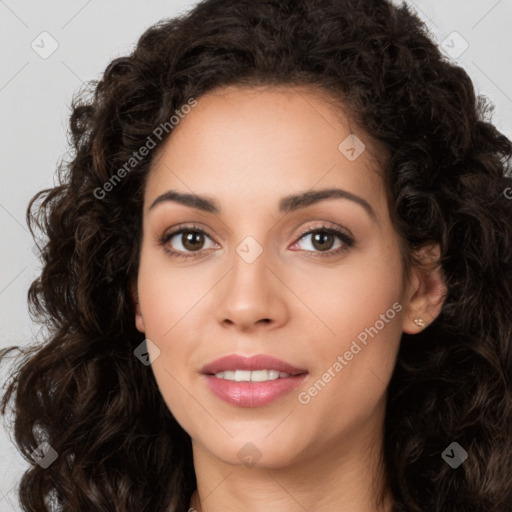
402, 243, 447, 334
130, 281, 145, 333
135, 310, 145, 333
134, 301, 145, 333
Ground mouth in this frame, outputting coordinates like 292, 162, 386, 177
201, 354, 308, 407
211, 369, 296, 381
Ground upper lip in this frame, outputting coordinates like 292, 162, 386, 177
201, 354, 308, 375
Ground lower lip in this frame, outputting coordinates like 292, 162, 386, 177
203, 374, 308, 407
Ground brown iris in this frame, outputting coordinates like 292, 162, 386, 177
310, 231, 335, 251
181, 231, 205, 251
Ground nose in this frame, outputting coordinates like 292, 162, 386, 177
215, 247, 290, 333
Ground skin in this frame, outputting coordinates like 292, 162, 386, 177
133, 85, 446, 512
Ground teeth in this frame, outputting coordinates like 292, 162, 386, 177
235, 370, 251, 381
214, 369, 292, 381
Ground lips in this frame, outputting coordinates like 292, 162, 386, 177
201, 354, 308, 408
201, 354, 307, 376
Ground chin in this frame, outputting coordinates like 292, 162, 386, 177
198, 431, 309, 470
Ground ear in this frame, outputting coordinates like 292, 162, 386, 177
402, 243, 447, 334
130, 280, 145, 333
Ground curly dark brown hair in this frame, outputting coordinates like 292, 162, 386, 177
1, 0, 512, 510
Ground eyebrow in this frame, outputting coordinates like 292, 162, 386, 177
148, 187, 376, 220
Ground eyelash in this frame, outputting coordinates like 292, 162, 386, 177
159, 222, 355, 260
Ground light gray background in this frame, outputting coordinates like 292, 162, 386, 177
1, 0, 511, 509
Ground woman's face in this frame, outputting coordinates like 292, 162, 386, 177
135, 85, 413, 469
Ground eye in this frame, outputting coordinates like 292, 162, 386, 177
159, 223, 217, 260
159, 222, 354, 260
290, 223, 354, 258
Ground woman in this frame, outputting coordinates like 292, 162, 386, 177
1, 0, 511, 510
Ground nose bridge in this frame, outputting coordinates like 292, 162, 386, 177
215, 229, 287, 328
229, 232, 273, 300
225, 205, 276, 271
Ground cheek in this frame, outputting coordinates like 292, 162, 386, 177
135, 244, 215, 412
136, 243, 208, 338
290, 237, 404, 346
291, 240, 404, 417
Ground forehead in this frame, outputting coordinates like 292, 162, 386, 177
144, 85, 389, 218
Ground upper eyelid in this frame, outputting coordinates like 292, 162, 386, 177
295, 222, 353, 239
